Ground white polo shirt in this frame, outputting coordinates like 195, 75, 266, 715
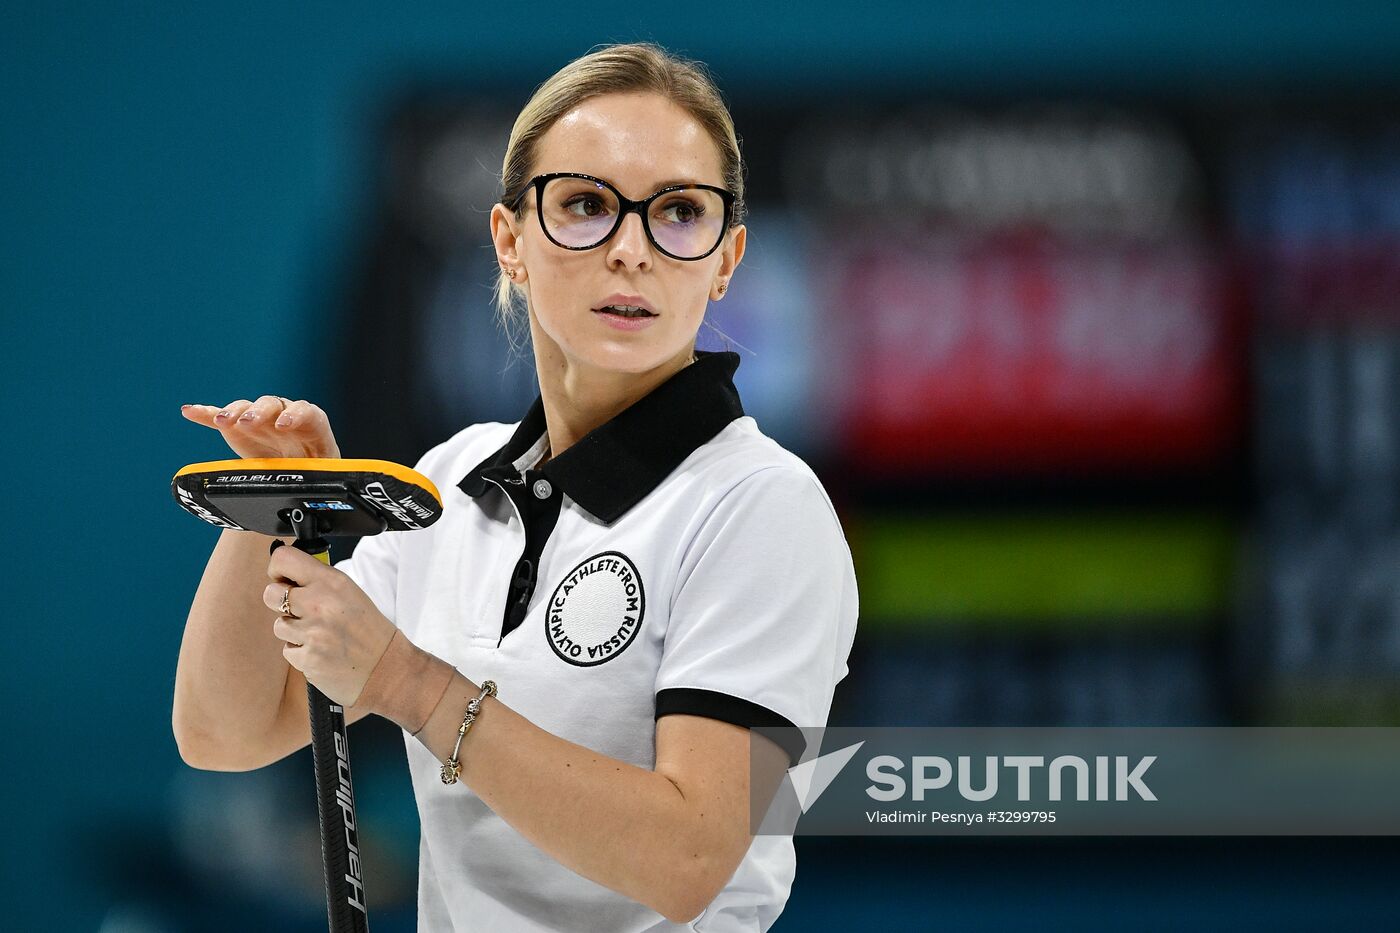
335, 349, 859, 932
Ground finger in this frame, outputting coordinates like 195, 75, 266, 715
212, 400, 254, 429
274, 400, 340, 458
180, 404, 223, 425
273, 614, 305, 646
232, 395, 291, 429
282, 642, 307, 669
273, 399, 328, 434
263, 581, 298, 615
268, 544, 332, 587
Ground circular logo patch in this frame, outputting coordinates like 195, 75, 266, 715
545, 550, 646, 666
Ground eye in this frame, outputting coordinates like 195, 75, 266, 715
657, 197, 706, 225
563, 194, 610, 218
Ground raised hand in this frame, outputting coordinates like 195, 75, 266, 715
181, 396, 342, 460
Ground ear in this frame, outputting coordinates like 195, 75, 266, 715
490, 203, 528, 283
710, 224, 746, 301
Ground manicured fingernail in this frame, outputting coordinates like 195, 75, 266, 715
275, 415, 292, 428
239, 411, 257, 423
181, 404, 192, 411
215, 409, 231, 421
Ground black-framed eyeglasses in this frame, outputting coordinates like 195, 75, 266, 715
503, 172, 737, 262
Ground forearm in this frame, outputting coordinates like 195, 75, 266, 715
172, 528, 294, 767
415, 673, 722, 922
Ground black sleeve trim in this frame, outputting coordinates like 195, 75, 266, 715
655, 687, 806, 766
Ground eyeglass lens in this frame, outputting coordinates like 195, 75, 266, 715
539, 177, 725, 259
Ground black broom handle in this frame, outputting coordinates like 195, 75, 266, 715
307, 678, 370, 931
289, 535, 371, 932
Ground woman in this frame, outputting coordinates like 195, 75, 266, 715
174, 42, 858, 932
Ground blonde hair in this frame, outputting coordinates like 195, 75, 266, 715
493, 42, 747, 352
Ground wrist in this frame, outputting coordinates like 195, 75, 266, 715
350, 629, 455, 733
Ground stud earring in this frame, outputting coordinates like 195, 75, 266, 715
717, 283, 727, 294
504, 267, 517, 279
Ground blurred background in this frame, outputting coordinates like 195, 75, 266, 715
6, 2, 1400, 930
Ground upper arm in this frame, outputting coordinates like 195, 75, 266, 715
653, 714, 790, 910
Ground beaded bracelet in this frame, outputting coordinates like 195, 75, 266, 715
441, 680, 497, 785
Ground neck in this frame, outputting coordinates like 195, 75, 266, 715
531, 339, 697, 467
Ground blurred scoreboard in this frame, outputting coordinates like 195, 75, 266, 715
1233, 119, 1400, 720
821, 230, 1239, 472
788, 106, 1241, 474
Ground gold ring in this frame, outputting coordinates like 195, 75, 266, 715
280, 586, 294, 617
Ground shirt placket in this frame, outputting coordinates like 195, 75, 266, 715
484, 462, 562, 647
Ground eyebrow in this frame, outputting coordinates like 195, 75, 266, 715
570, 174, 709, 192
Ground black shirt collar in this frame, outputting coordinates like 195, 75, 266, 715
457, 349, 745, 524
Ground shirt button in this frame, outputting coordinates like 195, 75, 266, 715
532, 478, 553, 500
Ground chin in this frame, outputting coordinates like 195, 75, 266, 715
535, 311, 692, 375
576, 342, 669, 374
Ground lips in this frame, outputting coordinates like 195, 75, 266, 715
592, 294, 658, 316
594, 305, 655, 318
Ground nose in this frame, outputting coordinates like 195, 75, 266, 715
606, 209, 652, 271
